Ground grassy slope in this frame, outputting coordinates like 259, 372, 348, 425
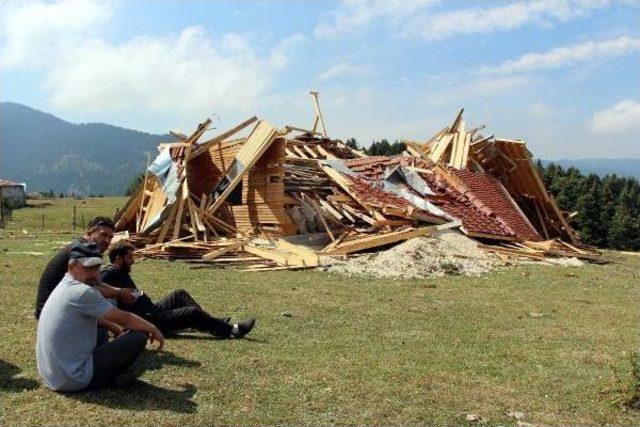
1, 198, 639, 425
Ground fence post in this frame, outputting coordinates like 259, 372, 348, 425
82, 213, 85, 229
73, 205, 77, 231
42, 213, 45, 230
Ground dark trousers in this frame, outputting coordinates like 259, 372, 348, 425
150, 289, 232, 338
88, 330, 148, 389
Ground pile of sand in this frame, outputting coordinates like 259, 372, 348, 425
327, 230, 500, 279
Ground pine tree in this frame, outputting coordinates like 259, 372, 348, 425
574, 176, 603, 245
607, 184, 640, 250
345, 138, 359, 150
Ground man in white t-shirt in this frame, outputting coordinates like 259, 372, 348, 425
36, 242, 164, 391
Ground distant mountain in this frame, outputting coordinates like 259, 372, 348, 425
0, 102, 166, 195
540, 158, 640, 179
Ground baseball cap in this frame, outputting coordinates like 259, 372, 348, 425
69, 241, 103, 267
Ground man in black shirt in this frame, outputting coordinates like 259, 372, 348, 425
100, 241, 255, 339
35, 217, 136, 319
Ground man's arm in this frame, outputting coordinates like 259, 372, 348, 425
98, 318, 124, 337
35, 247, 71, 318
95, 282, 137, 305
101, 307, 164, 350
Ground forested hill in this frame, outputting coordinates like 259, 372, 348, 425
0, 102, 164, 196
539, 162, 640, 250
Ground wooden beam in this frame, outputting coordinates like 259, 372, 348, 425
206, 121, 279, 215
323, 226, 436, 255
188, 116, 258, 160
243, 245, 304, 266
202, 241, 245, 261
309, 91, 327, 137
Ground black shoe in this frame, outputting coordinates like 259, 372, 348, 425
231, 318, 256, 338
222, 317, 231, 324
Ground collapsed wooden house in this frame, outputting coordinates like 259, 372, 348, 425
113, 108, 600, 270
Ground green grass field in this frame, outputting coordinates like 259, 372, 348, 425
1, 198, 639, 425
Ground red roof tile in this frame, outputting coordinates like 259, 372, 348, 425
448, 168, 541, 241
345, 156, 515, 238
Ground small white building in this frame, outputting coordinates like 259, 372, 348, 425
0, 179, 26, 208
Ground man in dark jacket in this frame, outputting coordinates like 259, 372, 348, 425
35, 217, 135, 319
100, 240, 255, 339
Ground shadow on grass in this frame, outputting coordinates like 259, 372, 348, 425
0, 360, 39, 392
166, 333, 268, 344
135, 350, 202, 371
70, 381, 198, 413
68, 351, 199, 413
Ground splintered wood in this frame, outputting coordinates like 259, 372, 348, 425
114, 107, 604, 272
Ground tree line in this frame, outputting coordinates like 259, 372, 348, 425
537, 162, 640, 250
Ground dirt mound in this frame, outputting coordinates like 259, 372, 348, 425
327, 230, 499, 279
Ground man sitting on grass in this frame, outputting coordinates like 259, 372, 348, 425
35, 216, 135, 319
100, 240, 255, 339
36, 242, 164, 391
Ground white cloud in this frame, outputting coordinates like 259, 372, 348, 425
315, 0, 440, 38
407, 0, 613, 41
0, 0, 305, 129
0, 0, 113, 68
425, 75, 531, 107
529, 102, 556, 118
317, 62, 371, 82
482, 36, 640, 74
591, 99, 640, 133
315, 0, 626, 40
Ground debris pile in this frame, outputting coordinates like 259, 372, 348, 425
113, 95, 604, 272
327, 230, 498, 279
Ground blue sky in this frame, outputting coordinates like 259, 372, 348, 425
1, 0, 639, 159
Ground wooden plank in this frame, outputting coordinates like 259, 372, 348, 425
478, 244, 546, 259
319, 164, 377, 216
302, 144, 319, 159
449, 108, 464, 133
240, 265, 313, 272
206, 121, 279, 215
459, 132, 470, 168
301, 195, 335, 241
315, 145, 337, 159
156, 187, 182, 243
428, 133, 454, 163
533, 199, 549, 239
171, 196, 186, 240
324, 226, 436, 255
244, 245, 304, 266
202, 241, 245, 261
292, 145, 310, 159
341, 203, 374, 225
318, 199, 344, 220
320, 230, 351, 253
189, 116, 258, 160
285, 125, 323, 136
557, 239, 588, 255
310, 91, 327, 136
272, 238, 320, 266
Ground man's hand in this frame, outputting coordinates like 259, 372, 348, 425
98, 319, 124, 338
117, 288, 137, 305
110, 324, 125, 338
101, 307, 165, 351
148, 326, 164, 351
